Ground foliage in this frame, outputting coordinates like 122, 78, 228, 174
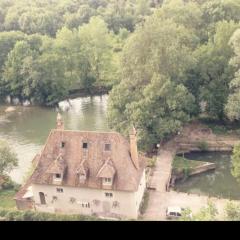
179, 200, 218, 221
0, 208, 105, 221
231, 143, 240, 182
197, 141, 209, 151
1, 175, 20, 191
2, 0, 240, 148
147, 156, 157, 168
224, 201, 240, 221
225, 29, 240, 121
172, 156, 203, 176
0, 189, 16, 209
0, 140, 18, 175
108, 12, 197, 150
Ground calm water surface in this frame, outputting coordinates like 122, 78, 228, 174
0, 95, 109, 183
174, 152, 240, 200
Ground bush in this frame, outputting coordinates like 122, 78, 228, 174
224, 202, 240, 221
1, 175, 20, 191
197, 141, 208, 151
0, 208, 104, 221
147, 156, 157, 168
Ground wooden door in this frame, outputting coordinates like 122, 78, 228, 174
39, 192, 46, 205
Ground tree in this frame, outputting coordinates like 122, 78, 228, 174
108, 12, 197, 150
180, 201, 218, 221
31, 52, 69, 106
231, 143, 240, 182
225, 29, 240, 121
78, 16, 118, 89
2, 40, 36, 99
188, 20, 239, 119
0, 140, 18, 176
224, 201, 240, 221
0, 31, 25, 70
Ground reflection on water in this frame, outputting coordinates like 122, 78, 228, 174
0, 95, 109, 183
174, 152, 240, 200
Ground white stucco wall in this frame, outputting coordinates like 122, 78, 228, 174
135, 169, 146, 212
32, 172, 146, 219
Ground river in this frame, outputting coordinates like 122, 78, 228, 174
0, 95, 109, 184
174, 151, 240, 200
1, 96, 240, 200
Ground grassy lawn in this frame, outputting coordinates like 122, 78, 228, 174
0, 189, 16, 209
172, 156, 204, 173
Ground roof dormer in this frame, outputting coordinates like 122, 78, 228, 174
46, 154, 67, 185
76, 162, 89, 185
97, 158, 116, 190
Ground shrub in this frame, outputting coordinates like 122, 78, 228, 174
147, 156, 157, 168
2, 176, 20, 191
197, 141, 208, 151
224, 202, 240, 221
0, 208, 105, 221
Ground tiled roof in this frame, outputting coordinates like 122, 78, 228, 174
16, 129, 146, 197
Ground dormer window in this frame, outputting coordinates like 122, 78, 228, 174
79, 173, 87, 184
46, 154, 66, 185
82, 142, 88, 149
103, 177, 113, 186
96, 159, 115, 190
105, 144, 111, 151
56, 173, 61, 179
104, 178, 111, 183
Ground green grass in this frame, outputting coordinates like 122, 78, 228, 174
147, 156, 157, 168
172, 156, 203, 173
0, 189, 16, 209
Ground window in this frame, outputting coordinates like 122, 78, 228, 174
81, 202, 90, 208
82, 142, 88, 149
105, 144, 111, 151
77, 201, 90, 208
56, 188, 63, 193
104, 178, 111, 183
55, 173, 61, 179
61, 142, 65, 148
105, 192, 113, 198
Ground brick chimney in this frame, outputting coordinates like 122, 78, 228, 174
129, 126, 139, 169
56, 113, 64, 130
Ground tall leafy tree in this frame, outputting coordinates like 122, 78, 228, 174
108, 12, 197, 150
187, 21, 239, 119
0, 140, 18, 176
231, 143, 240, 183
225, 29, 240, 121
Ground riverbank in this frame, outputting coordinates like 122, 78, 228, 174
0, 86, 110, 107
68, 86, 110, 100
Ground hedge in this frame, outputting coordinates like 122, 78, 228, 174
0, 208, 105, 221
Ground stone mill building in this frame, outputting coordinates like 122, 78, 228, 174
15, 113, 147, 219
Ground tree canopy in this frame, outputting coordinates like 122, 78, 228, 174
0, 140, 18, 176
107, 0, 240, 149
2, 0, 240, 149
